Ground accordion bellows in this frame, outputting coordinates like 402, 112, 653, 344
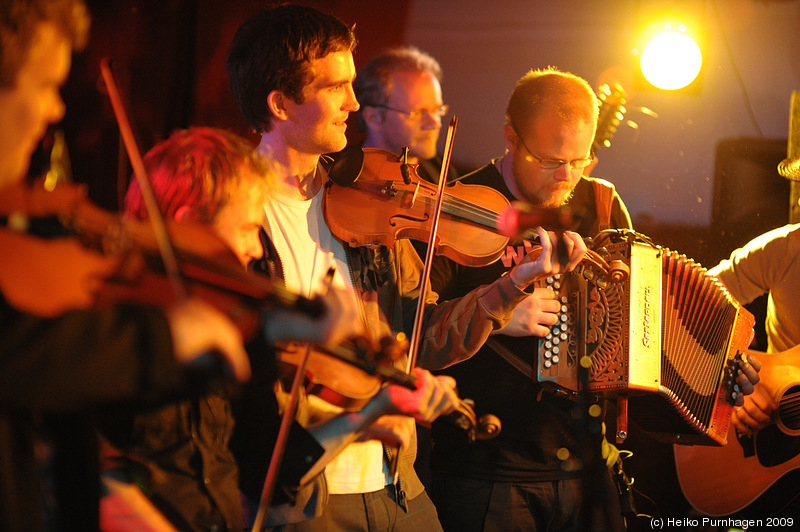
538, 230, 755, 446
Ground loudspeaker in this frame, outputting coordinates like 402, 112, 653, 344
709, 137, 790, 265
709, 137, 789, 352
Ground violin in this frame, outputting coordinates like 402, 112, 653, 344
0, 180, 322, 331
323, 147, 512, 267
275, 335, 410, 411
320, 142, 509, 435
0, 180, 486, 412
275, 334, 500, 439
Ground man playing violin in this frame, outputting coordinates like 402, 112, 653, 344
106, 126, 460, 530
351, 44, 466, 490
226, 5, 587, 531
0, 1, 251, 530
100, 126, 357, 531
426, 68, 762, 531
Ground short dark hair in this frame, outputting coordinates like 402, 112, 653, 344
506, 67, 599, 133
353, 46, 442, 132
0, 0, 89, 87
226, 4, 356, 133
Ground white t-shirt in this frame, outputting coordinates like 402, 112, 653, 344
263, 184, 391, 494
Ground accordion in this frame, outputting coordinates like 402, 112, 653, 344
538, 230, 754, 446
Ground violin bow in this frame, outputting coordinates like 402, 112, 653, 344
251, 265, 336, 531
385, 116, 458, 482
406, 115, 457, 372
98, 58, 186, 300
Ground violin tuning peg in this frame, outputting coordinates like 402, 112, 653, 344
377, 333, 408, 363
476, 414, 502, 440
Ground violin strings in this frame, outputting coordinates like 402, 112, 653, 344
414, 189, 502, 229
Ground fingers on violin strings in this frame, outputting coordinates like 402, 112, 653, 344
534, 227, 554, 262
563, 231, 587, 270
436, 374, 457, 391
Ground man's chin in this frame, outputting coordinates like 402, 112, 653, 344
410, 144, 438, 161
326, 137, 348, 155
536, 188, 574, 209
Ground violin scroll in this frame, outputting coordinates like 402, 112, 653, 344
449, 398, 502, 444
476, 413, 502, 440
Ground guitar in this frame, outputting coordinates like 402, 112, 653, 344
674, 346, 800, 516
593, 82, 628, 154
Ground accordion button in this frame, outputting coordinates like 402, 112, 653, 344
560, 314, 568, 322
544, 360, 552, 368
560, 323, 568, 331
552, 355, 560, 364
552, 346, 560, 354
544, 351, 551, 359
560, 332, 568, 340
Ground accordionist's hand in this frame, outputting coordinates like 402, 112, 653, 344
492, 287, 559, 337
507, 227, 586, 290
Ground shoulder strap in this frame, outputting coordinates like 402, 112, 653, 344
486, 338, 536, 381
591, 177, 616, 232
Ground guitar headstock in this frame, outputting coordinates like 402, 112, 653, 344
593, 83, 628, 153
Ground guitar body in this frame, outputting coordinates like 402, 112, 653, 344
674, 348, 800, 516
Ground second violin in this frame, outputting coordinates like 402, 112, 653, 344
323, 147, 512, 267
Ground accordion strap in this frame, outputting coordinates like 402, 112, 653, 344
591, 178, 616, 232
486, 337, 537, 381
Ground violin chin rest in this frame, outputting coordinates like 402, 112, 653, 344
327, 146, 365, 186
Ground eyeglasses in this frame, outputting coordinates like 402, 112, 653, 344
514, 129, 594, 170
372, 104, 450, 121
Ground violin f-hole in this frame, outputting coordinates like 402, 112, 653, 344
389, 213, 429, 227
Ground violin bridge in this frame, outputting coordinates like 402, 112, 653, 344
410, 182, 420, 208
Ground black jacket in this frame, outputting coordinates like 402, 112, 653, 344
0, 293, 193, 531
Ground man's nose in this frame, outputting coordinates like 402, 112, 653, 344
420, 110, 441, 129
552, 164, 574, 181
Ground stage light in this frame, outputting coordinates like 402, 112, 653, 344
639, 25, 703, 91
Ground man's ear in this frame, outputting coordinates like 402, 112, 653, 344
174, 204, 191, 222
267, 90, 289, 121
502, 123, 517, 151
362, 106, 384, 129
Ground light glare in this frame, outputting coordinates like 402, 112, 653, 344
640, 31, 702, 90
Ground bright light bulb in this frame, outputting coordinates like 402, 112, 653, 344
640, 31, 702, 90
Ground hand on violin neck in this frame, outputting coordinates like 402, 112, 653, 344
262, 283, 365, 348
375, 367, 458, 424
167, 298, 251, 382
508, 227, 587, 290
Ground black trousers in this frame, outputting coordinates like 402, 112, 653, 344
431, 471, 627, 532
270, 486, 443, 532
